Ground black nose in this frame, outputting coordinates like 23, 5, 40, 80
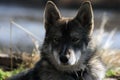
59, 55, 68, 64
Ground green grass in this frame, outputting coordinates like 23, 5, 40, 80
0, 69, 11, 80
106, 69, 117, 77
106, 68, 120, 78
0, 66, 25, 80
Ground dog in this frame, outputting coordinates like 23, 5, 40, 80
8, 1, 106, 80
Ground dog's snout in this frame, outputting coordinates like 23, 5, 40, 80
59, 55, 68, 64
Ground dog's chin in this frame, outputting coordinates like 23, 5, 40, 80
55, 61, 85, 72
56, 60, 82, 71
49, 55, 84, 72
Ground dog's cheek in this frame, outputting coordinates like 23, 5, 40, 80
68, 49, 81, 65
75, 50, 81, 62
53, 51, 60, 64
68, 50, 76, 65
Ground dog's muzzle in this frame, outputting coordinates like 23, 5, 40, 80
59, 55, 69, 64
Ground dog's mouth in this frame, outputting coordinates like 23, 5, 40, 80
51, 50, 83, 71
53, 49, 81, 66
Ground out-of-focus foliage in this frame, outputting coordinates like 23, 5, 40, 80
106, 68, 120, 78
0, 65, 25, 80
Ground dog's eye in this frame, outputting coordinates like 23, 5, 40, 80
72, 37, 80, 43
53, 37, 60, 43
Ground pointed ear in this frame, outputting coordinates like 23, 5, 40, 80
75, 1, 94, 34
44, 1, 61, 26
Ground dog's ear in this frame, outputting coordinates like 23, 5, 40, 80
75, 1, 94, 34
44, 1, 61, 27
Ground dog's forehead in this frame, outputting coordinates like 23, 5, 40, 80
56, 18, 82, 34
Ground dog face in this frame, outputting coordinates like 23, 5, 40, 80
42, 1, 94, 71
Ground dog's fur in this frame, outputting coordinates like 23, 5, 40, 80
8, 1, 106, 80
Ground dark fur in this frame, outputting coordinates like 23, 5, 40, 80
8, 1, 105, 80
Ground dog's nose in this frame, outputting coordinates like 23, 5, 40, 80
59, 55, 68, 64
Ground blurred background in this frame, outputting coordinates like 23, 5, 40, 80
0, 0, 120, 78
